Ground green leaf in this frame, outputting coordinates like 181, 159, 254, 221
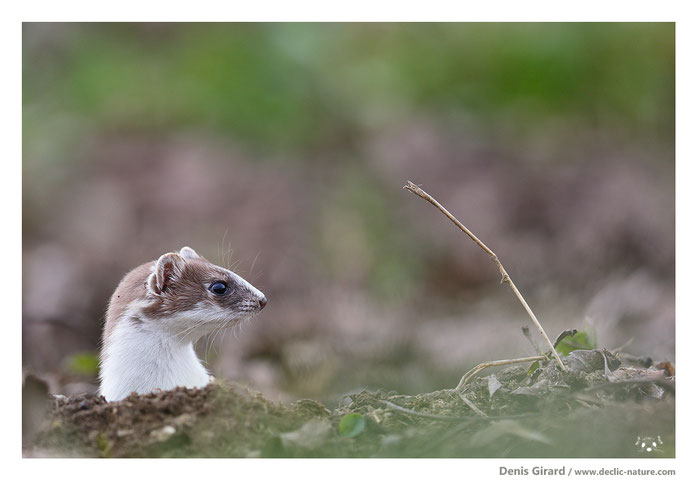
96, 431, 111, 457
555, 330, 596, 356
527, 361, 540, 375
528, 327, 597, 376
339, 413, 366, 438
64, 352, 100, 376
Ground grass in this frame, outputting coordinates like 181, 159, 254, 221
23, 23, 675, 157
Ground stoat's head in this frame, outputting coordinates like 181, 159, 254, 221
142, 246, 267, 342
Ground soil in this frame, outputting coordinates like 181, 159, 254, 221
24, 349, 674, 458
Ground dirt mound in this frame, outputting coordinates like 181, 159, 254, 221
25, 350, 674, 457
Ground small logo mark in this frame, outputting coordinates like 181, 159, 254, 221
636, 436, 663, 454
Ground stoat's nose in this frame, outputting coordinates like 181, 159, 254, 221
258, 296, 267, 310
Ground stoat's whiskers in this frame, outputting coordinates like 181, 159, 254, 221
203, 322, 220, 365
203, 317, 240, 365
175, 318, 210, 343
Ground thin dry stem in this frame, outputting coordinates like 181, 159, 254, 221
456, 391, 488, 417
404, 181, 566, 371
378, 400, 461, 421
611, 337, 634, 354
454, 355, 546, 393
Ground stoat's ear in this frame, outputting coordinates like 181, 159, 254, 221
148, 253, 186, 295
179, 246, 200, 260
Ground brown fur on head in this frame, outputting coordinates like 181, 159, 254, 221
104, 246, 267, 342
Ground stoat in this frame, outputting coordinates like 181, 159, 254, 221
99, 246, 267, 401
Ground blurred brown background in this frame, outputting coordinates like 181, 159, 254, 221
22, 23, 674, 405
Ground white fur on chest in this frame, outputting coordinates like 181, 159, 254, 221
99, 319, 210, 402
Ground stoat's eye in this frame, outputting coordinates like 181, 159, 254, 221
209, 281, 229, 296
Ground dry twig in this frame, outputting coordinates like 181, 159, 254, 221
378, 399, 537, 422
454, 355, 547, 393
455, 391, 488, 417
611, 337, 634, 354
378, 400, 461, 420
404, 181, 566, 371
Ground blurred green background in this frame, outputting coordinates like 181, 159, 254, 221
23, 23, 674, 404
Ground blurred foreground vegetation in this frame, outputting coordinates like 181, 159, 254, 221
27, 348, 674, 458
